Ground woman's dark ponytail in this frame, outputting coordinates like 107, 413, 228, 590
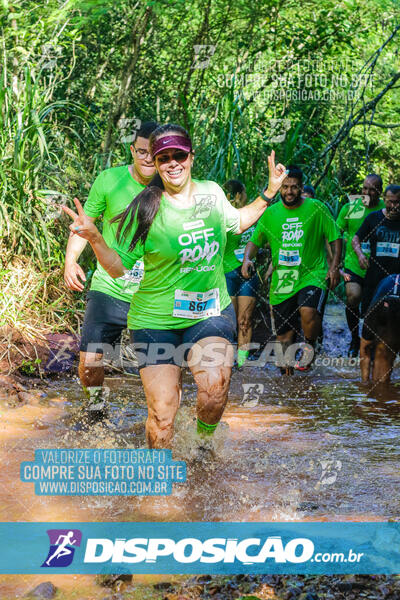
110, 172, 164, 250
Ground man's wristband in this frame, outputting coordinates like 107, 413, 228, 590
260, 189, 275, 203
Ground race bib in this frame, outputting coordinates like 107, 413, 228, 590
118, 260, 144, 291
361, 241, 371, 255
173, 288, 220, 319
234, 248, 244, 263
278, 249, 301, 266
275, 269, 299, 294
376, 242, 400, 258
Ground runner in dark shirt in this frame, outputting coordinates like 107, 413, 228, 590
352, 185, 400, 315
360, 273, 400, 383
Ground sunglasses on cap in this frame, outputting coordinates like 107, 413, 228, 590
155, 150, 190, 164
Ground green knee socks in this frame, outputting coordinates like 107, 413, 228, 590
237, 348, 249, 368
82, 386, 106, 410
197, 418, 218, 436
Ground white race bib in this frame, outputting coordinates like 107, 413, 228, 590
234, 248, 245, 263
361, 241, 371, 255
118, 260, 144, 291
173, 288, 220, 319
278, 249, 301, 266
376, 242, 400, 258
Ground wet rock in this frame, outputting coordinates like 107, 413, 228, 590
185, 585, 203, 596
192, 574, 212, 584
333, 327, 345, 334
18, 391, 38, 404
0, 374, 44, 406
0, 374, 27, 391
33, 420, 51, 430
284, 587, 303, 600
25, 581, 57, 598
336, 576, 368, 591
95, 573, 132, 587
235, 574, 252, 582
297, 501, 319, 511
5, 393, 21, 407
154, 581, 174, 590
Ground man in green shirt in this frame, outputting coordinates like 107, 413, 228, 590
336, 174, 385, 357
242, 165, 342, 373
223, 179, 264, 368
63, 120, 159, 420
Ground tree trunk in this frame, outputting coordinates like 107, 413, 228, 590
102, 6, 152, 164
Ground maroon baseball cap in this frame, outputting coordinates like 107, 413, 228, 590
152, 134, 192, 158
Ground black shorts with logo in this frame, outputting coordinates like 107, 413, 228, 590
270, 286, 328, 336
80, 290, 130, 353
130, 304, 236, 368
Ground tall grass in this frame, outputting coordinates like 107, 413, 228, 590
0, 257, 82, 340
0, 59, 94, 268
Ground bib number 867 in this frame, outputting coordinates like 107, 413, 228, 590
189, 301, 207, 312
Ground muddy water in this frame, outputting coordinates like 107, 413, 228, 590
0, 304, 399, 597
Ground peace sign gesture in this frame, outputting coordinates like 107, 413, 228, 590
62, 198, 100, 243
266, 150, 287, 196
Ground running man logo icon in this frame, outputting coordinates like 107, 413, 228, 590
265, 119, 291, 144
194, 194, 216, 218
191, 45, 216, 69
242, 383, 264, 406
41, 529, 82, 567
275, 269, 299, 294
346, 195, 368, 218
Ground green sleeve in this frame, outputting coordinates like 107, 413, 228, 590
321, 203, 341, 243
84, 171, 107, 218
250, 213, 268, 247
336, 204, 349, 232
112, 236, 144, 271
217, 183, 240, 233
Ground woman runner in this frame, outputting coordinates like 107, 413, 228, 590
63, 124, 287, 448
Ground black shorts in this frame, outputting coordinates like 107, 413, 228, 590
360, 286, 376, 318
79, 290, 130, 353
270, 286, 328, 336
344, 268, 364, 287
130, 304, 236, 368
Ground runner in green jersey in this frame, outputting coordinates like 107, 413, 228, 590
63, 121, 158, 421
62, 123, 288, 448
242, 165, 342, 374
336, 174, 384, 357
223, 180, 266, 368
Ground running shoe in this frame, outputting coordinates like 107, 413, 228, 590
294, 344, 315, 372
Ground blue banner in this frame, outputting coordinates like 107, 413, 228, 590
1, 522, 400, 574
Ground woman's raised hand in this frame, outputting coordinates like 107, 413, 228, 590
267, 150, 287, 196
62, 198, 100, 243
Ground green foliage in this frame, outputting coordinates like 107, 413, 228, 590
19, 357, 41, 376
1, 0, 399, 271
